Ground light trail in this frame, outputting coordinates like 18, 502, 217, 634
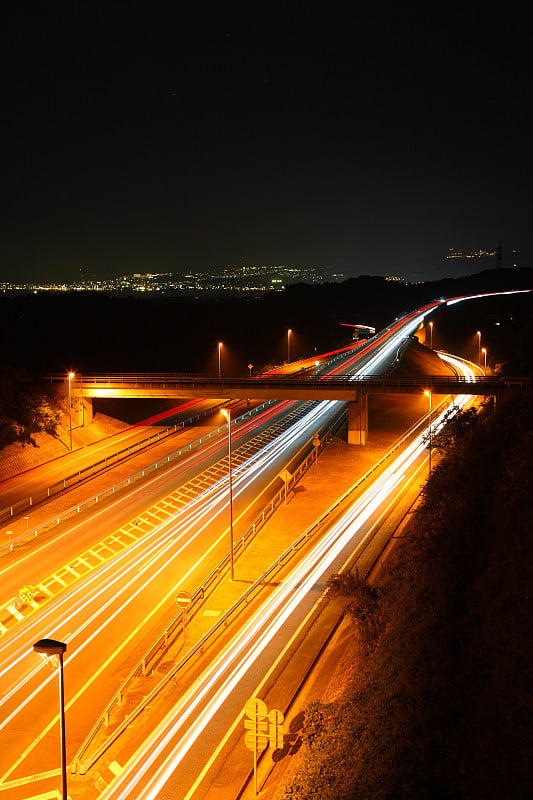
446, 289, 530, 306
0, 304, 462, 716
0, 291, 505, 793
102, 351, 476, 799
0, 385, 339, 730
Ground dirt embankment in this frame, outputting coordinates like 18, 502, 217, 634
0, 413, 127, 482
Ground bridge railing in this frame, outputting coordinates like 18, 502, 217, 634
49, 372, 532, 390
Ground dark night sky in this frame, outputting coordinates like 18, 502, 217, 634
1, 3, 531, 283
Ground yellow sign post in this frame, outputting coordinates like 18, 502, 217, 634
244, 697, 284, 795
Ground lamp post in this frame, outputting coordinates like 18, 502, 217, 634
33, 639, 68, 800
477, 331, 481, 365
482, 347, 487, 370
429, 321, 433, 349
287, 329, 292, 362
424, 390, 432, 473
218, 342, 223, 380
67, 372, 75, 451
220, 408, 235, 581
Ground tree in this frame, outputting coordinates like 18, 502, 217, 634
0, 377, 60, 449
430, 404, 477, 453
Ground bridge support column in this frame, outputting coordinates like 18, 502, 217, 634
348, 391, 368, 445
81, 396, 93, 426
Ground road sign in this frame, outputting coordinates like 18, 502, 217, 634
244, 697, 270, 794
245, 696, 268, 719
279, 469, 292, 484
244, 730, 269, 751
269, 709, 284, 750
243, 695, 285, 798
175, 591, 192, 609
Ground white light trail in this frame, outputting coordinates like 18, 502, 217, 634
446, 289, 530, 306
0, 292, 493, 787
103, 352, 476, 799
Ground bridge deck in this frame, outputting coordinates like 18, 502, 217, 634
51, 374, 531, 401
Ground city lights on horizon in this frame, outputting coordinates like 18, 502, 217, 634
0, 264, 347, 296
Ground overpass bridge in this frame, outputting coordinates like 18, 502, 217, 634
52, 373, 531, 445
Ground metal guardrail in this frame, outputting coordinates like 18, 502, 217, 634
71, 412, 346, 774
72, 396, 450, 775
0, 401, 276, 556
0, 402, 233, 525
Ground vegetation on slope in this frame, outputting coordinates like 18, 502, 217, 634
0, 373, 61, 450
280, 394, 532, 800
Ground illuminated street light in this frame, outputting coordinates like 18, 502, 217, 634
67, 371, 75, 451
429, 320, 433, 349
33, 639, 68, 800
424, 390, 432, 473
220, 407, 235, 581
477, 330, 481, 365
218, 342, 223, 380
482, 347, 487, 369
287, 329, 292, 362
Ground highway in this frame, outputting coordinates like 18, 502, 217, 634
0, 293, 504, 799
97, 352, 478, 800
0, 398, 229, 522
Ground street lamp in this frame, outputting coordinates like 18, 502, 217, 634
67, 371, 75, 451
218, 342, 223, 380
287, 329, 292, 362
429, 321, 433, 349
482, 347, 487, 370
33, 639, 68, 800
220, 407, 235, 581
477, 331, 481, 365
424, 390, 432, 474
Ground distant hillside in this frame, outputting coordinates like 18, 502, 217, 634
0, 268, 531, 375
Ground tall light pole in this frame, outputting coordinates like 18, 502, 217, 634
424, 390, 432, 474
67, 371, 74, 451
429, 320, 433, 349
482, 347, 487, 370
33, 639, 68, 800
218, 342, 223, 380
287, 328, 292, 362
220, 407, 234, 581
477, 330, 481, 365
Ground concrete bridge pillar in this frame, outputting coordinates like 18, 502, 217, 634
348, 390, 368, 445
81, 396, 93, 425
69, 390, 93, 427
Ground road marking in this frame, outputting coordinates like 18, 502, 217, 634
6, 603, 24, 621
183, 447, 428, 799
0, 528, 226, 785
182, 587, 324, 800
0, 768, 60, 791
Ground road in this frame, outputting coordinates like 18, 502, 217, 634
0, 399, 228, 521
0, 296, 481, 799
96, 352, 478, 800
